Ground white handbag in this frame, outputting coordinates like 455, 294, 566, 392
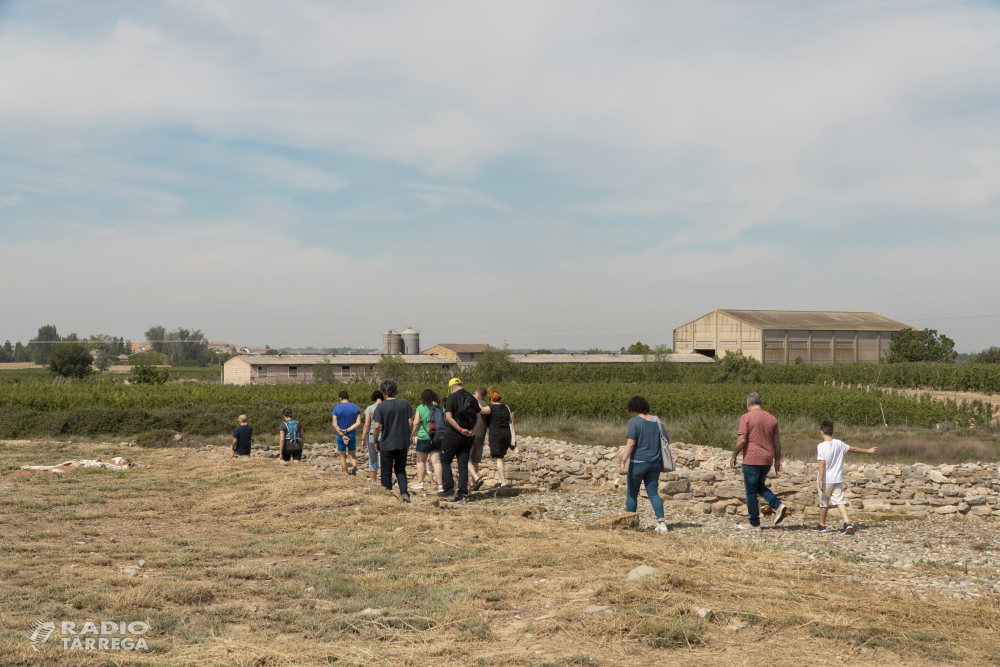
653, 416, 674, 472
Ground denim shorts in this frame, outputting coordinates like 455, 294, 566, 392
415, 438, 440, 454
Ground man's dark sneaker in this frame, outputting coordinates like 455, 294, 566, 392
811, 524, 829, 533
401, 493, 411, 503
471, 478, 484, 492
773, 504, 788, 526
437, 490, 455, 499
455, 493, 467, 503
841, 523, 855, 536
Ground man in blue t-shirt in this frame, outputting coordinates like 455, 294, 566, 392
232, 414, 253, 457
333, 391, 362, 475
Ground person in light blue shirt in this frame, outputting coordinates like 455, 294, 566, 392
617, 395, 668, 534
333, 391, 362, 475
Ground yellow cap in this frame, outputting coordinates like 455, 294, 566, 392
448, 378, 463, 388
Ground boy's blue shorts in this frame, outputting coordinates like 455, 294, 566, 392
337, 434, 356, 452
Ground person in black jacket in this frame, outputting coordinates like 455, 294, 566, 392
437, 378, 482, 501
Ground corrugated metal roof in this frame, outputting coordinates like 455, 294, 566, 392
423, 344, 495, 353
510, 353, 714, 364
232, 354, 454, 365
715, 310, 911, 331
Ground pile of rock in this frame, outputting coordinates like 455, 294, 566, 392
240, 435, 1000, 519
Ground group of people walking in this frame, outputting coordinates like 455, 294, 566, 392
235, 387, 871, 535
353, 378, 517, 502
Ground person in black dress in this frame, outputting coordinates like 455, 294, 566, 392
479, 390, 515, 487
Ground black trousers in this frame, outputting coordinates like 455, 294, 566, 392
380, 448, 409, 495
440, 433, 474, 495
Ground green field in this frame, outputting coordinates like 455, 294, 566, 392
0, 373, 992, 439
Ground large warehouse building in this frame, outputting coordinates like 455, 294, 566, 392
672, 310, 911, 365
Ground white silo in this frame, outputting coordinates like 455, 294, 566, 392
382, 330, 403, 355
401, 328, 420, 355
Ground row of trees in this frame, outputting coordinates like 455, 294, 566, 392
0, 325, 132, 367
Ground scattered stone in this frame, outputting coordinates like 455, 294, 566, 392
585, 513, 639, 531
358, 608, 382, 617
137, 560, 145, 567
627, 565, 660, 582
694, 607, 713, 620
727, 622, 749, 632
584, 605, 611, 614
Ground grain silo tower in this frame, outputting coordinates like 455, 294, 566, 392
382, 330, 403, 355
401, 327, 420, 355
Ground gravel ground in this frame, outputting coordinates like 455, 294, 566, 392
468, 485, 1000, 602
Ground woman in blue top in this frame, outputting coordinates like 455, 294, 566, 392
618, 395, 668, 534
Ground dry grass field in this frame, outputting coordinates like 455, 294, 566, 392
1, 441, 999, 666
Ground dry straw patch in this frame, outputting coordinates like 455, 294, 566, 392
0, 440, 997, 666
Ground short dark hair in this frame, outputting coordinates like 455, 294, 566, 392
282, 407, 292, 417
338, 391, 349, 401
380, 379, 398, 398
747, 392, 762, 406
371, 390, 385, 402
820, 419, 834, 436
420, 388, 439, 406
627, 395, 651, 415
476, 387, 487, 397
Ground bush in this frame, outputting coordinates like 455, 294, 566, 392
128, 351, 170, 366
49, 344, 94, 379
135, 429, 177, 448
131, 365, 169, 385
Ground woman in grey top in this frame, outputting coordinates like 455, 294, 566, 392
360, 390, 383, 484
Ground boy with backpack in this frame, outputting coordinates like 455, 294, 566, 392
412, 388, 444, 491
438, 378, 482, 501
814, 419, 878, 535
278, 407, 304, 463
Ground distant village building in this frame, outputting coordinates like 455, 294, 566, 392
672, 310, 911, 365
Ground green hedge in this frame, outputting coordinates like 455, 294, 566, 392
0, 381, 991, 438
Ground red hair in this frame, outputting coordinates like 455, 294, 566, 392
489, 390, 501, 402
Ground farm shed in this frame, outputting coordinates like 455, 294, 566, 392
510, 353, 714, 365
222, 354, 455, 385
421, 344, 496, 367
672, 310, 911, 365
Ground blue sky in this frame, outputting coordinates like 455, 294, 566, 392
1, 1, 999, 350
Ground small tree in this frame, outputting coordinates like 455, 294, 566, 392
130, 365, 169, 384
621, 341, 653, 355
376, 354, 410, 384
886, 328, 957, 363
643, 343, 677, 381
974, 347, 1000, 364
31, 324, 61, 365
94, 350, 112, 371
716, 350, 763, 383
49, 343, 94, 379
473, 344, 519, 384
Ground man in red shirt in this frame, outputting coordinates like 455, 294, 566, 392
730, 392, 788, 530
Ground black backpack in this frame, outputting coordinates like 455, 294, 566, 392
452, 390, 478, 429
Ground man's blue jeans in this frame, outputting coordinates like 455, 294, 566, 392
742, 464, 781, 527
626, 460, 665, 521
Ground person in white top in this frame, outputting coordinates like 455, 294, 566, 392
815, 420, 877, 535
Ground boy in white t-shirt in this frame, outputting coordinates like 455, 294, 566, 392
814, 420, 877, 535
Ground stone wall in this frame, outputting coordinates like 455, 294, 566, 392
242, 437, 1000, 518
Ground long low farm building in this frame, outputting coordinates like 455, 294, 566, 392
222, 351, 714, 384
672, 310, 911, 365
222, 354, 456, 385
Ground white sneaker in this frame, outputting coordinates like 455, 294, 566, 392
737, 523, 761, 531
411, 482, 425, 490
655, 523, 668, 534
437, 484, 444, 493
